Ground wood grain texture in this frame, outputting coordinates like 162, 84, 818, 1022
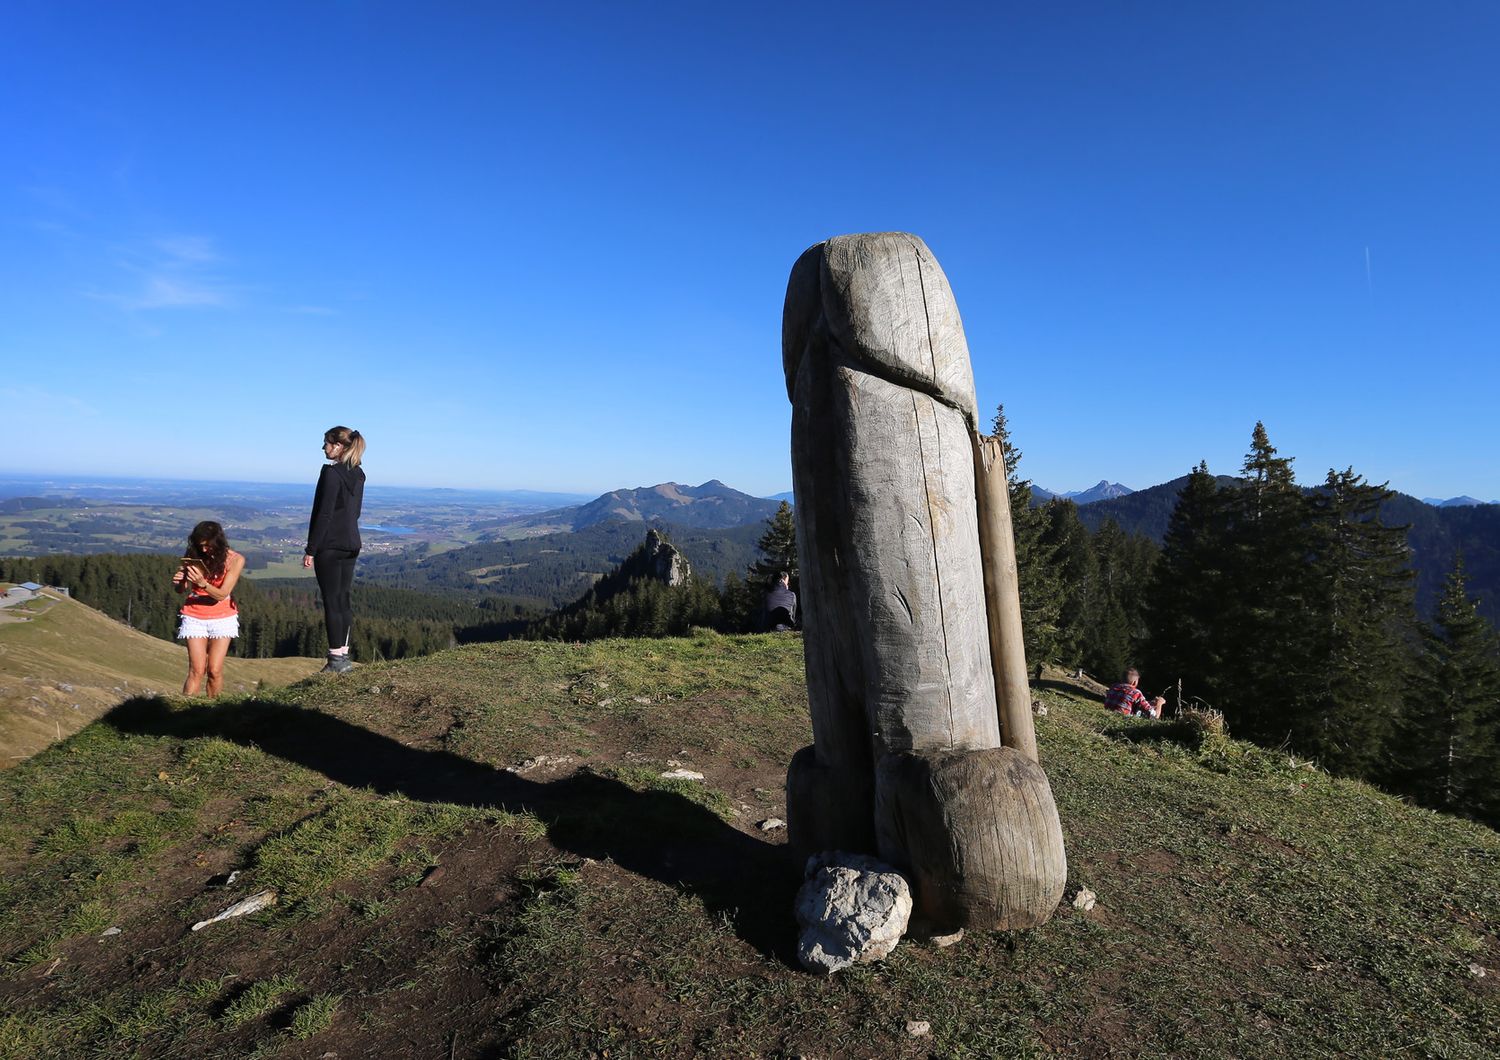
972, 432, 1039, 763
783, 232, 1065, 929
874, 747, 1067, 931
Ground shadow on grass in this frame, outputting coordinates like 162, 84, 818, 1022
1106, 719, 1214, 751
1033, 678, 1099, 697
102, 695, 800, 963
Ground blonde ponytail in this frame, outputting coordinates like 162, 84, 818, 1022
324, 426, 366, 468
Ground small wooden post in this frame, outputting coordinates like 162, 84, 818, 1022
971, 431, 1038, 764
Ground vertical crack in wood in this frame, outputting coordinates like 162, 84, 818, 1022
910, 387, 957, 748
912, 244, 960, 749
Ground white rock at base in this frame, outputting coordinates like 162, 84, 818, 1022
190, 889, 277, 932
1072, 887, 1097, 912
660, 768, 704, 781
795, 852, 912, 974
505, 754, 574, 775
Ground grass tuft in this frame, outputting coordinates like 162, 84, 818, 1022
221, 974, 300, 1028
288, 992, 342, 1039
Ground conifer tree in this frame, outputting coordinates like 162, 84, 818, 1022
1142, 461, 1229, 712
1088, 519, 1152, 681
747, 501, 797, 588
1396, 556, 1500, 823
1041, 499, 1097, 670
991, 404, 1061, 667
1217, 423, 1316, 742
1298, 467, 1416, 776
717, 571, 757, 633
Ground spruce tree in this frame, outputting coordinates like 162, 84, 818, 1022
1299, 467, 1415, 777
1397, 556, 1500, 822
1042, 499, 1097, 670
717, 571, 757, 633
747, 501, 797, 588
1088, 519, 1151, 682
1142, 461, 1229, 712
1218, 423, 1316, 742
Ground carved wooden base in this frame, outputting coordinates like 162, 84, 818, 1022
786, 744, 876, 860
874, 746, 1067, 932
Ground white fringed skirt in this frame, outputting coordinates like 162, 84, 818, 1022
177, 614, 240, 640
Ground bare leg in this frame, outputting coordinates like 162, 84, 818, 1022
205, 637, 232, 698
183, 639, 208, 695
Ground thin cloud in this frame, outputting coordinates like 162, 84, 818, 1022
129, 275, 234, 309
0, 384, 98, 416
91, 233, 242, 311
21, 184, 88, 219
154, 235, 221, 264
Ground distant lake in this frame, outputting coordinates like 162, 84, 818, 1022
360, 524, 416, 534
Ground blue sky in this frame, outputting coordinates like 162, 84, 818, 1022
3, 2, 1497, 500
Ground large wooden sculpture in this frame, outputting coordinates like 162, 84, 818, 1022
783, 232, 1067, 933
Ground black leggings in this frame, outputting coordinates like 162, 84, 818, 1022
313, 549, 358, 651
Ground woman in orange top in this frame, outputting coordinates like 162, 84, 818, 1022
171, 520, 246, 697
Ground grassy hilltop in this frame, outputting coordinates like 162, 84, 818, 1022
0, 588, 318, 766
0, 634, 1496, 1058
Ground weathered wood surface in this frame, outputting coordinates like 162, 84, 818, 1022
784, 233, 999, 765
972, 433, 1039, 763
783, 232, 1065, 932
875, 747, 1066, 931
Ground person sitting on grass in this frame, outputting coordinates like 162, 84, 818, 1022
1104, 667, 1166, 719
764, 570, 798, 631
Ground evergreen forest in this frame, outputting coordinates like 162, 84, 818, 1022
996, 410, 1500, 829
0, 554, 530, 664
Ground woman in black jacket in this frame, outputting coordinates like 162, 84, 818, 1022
303, 425, 366, 673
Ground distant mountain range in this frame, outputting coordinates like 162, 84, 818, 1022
1033, 480, 1136, 505
1421, 496, 1497, 508
490, 480, 782, 537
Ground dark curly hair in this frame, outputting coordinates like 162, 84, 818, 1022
186, 520, 230, 579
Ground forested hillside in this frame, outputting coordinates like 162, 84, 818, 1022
0, 556, 514, 663
357, 518, 764, 608
1076, 473, 1500, 622
996, 408, 1500, 829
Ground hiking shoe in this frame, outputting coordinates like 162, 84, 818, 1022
321, 655, 354, 674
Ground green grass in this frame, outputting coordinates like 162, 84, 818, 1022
250, 791, 512, 907
221, 973, 300, 1027
288, 991, 342, 1039
0, 636, 1495, 1058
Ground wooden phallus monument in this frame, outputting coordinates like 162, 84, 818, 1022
783, 232, 1067, 933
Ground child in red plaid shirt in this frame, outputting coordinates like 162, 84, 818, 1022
1105, 668, 1166, 718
